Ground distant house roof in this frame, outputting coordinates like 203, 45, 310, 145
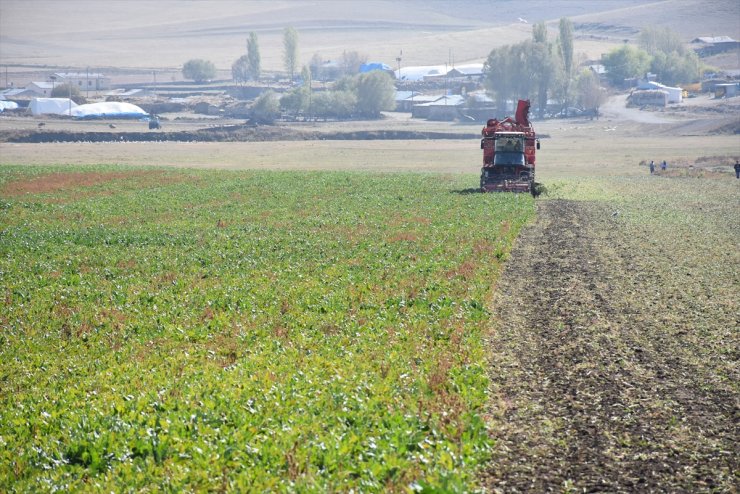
395, 65, 448, 82
29, 81, 54, 89
54, 72, 107, 79
415, 95, 466, 107
446, 64, 484, 77
691, 36, 737, 44
1, 88, 29, 98
408, 94, 444, 104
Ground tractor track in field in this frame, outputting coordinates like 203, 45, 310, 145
482, 199, 738, 493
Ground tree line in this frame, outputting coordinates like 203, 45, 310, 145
484, 20, 703, 116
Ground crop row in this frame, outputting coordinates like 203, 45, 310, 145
0, 166, 534, 492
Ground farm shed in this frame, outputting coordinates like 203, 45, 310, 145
714, 83, 738, 98
445, 64, 484, 81
1, 88, 36, 105
414, 95, 465, 121
394, 90, 415, 111
637, 81, 682, 103
691, 36, 740, 56
30, 97, 78, 115
629, 90, 667, 107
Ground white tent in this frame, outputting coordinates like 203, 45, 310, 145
70, 102, 148, 119
0, 100, 19, 112
30, 98, 77, 115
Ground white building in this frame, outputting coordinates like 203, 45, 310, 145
25, 82, 55, 96
53, 72, 111, 91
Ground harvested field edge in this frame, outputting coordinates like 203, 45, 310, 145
0, 128, 478, 143
481, 199, 737, 493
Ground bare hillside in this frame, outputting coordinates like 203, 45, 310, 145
2, 0, 733, 73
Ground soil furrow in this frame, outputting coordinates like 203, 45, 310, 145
482, 199, 737, 493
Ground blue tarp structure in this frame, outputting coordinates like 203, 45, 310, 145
359, 62, 392, 73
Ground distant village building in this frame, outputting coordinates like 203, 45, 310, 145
411, 94, 465, 120
26, 81, 55, 96
691, 36, 740, 56
53, 72, 111, 90
445, 64, 484, 82
636, 80, 683, 103
714, 83, 738, 98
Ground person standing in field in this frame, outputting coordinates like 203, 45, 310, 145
734, 160, 740, 179
649, 160, 655, 174
661, 160, 667, 171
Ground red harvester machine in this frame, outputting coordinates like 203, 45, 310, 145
480, 99, 541, 195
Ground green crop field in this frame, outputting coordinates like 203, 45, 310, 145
0, 166, 533, 492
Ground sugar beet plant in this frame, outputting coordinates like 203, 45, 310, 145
0, 166, 533, 492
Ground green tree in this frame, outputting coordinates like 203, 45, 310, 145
309, 53, 325, 81
182, 59, 216, 83
484, 44, 515, 111
301, 65, 312, 118
232, 55, 250, 86
354, 70, 395, 117
575, 69, 606, 114
557, 17, 574, 108
650, 50, 700, 85
639, 26, 686, 56
531, 23, 556, 117
532, 21, 548, 43
51, 83, 85, 104
602, 45, 651, 86
340, 50, 367, 76
247, 31, 261, 80
638, 26, 700, 85
283, 27, 299, 81
279, 89, 306, 116
251, 90, 279, 124
484, 35, 557, 116
311, 90, 356, 119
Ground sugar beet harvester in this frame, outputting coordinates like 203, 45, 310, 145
480, 99, 541, 195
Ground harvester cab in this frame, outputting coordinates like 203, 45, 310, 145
480, 99, 540, 195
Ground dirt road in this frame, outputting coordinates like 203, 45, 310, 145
483, 199, 737, 492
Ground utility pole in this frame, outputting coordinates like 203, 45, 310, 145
396, 50, 402, 80
86, 67, 89, 98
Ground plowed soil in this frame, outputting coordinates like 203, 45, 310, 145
483, 199, 737, 492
